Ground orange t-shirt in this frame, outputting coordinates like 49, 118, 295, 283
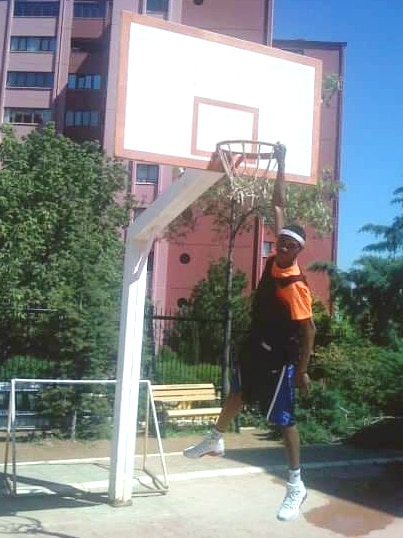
271, 258, 313, 321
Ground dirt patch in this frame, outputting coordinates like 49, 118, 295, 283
0, 428, 279, 463
0, 434, 112, 462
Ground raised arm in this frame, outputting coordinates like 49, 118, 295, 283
272, 143, 287, 237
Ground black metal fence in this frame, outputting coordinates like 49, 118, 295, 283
142, 309, 226, 387
0, 305, 232, 387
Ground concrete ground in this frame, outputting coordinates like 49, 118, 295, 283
1, 429, 403, 538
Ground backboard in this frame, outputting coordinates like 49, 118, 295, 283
114, 13, 322, 184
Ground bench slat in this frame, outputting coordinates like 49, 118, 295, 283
152, 383, 218, 403
152, 384, 214, 390
153, 387, 216, 393
166, 407, 222, 418
152, 389, 216, 396
153, 390, 216, 399
151, 383, 221, 433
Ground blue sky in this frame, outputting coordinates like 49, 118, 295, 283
273, 0, 403, 270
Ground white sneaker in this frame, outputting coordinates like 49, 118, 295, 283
277, 481, 307, 521
183, 432, 225, 458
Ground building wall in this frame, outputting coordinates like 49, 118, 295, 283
1, 0, 62, 136
0, 0, 112, 139
181, 0, 273, 43
0, 0, 342, 313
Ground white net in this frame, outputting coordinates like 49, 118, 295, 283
216, 140, 279, 181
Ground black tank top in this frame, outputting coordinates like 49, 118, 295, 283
251, 255, 308, 348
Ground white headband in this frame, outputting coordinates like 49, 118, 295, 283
279, 228, 305, 247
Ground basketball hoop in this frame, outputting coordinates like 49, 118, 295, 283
216, 140, 281, 182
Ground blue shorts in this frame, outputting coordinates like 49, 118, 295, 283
231, 361, 296, 427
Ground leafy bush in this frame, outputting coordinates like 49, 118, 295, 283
312, 341, 403, 414
295, 383, 370, 444
237, 407, 269, 430
295, 340, 403, 443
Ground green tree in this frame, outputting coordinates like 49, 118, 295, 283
309, 181, 403, 347
172, 258, 251, 368
344, 256, 403, 347
360, 186, 403, 258
169, 169, 339, 395
337, 186, 403, 347
0, 123, 132, 378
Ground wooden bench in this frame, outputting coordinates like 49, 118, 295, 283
152, 383, 222, 436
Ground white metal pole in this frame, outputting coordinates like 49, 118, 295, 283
109, 238, 148, 505
108, 169, 223, 505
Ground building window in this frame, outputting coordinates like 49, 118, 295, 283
146, 0, 169, 12
14, 2, 60, 17
10, 36, 57, 52
136, 164, 159, 184
262, 241, 274, 258
4, 108, 52, 124
65, 110, 100, 127
7, 72, 54, 88
71, 38, 103, 53
73, 2, 106, 18
68, 74, 102, 90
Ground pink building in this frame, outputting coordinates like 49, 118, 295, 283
0, 0, 344, 310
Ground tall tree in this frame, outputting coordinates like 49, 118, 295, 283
312, 186, 403, 348
360, 186, 403, 258
173, 258, 251, 366
0, 124, 133, 377
168, 166, 339, 395
347, 186, 403, 346
345, 256, 403, 346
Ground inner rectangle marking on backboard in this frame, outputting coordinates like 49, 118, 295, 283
192, 97, 259, 158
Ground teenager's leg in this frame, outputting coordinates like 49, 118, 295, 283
215, 391, 243, 432
266, 367, 307, 521
282, 424, 300, 470
183, 391, 243, 458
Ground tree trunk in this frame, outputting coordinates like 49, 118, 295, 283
70, 409, 77, 441
222, 198, 236, 399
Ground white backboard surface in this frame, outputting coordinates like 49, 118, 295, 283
115, 13, 322, 184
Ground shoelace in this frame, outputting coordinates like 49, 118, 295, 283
282, 489, 303, 509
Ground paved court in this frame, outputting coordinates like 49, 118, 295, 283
1, 431, 403, 538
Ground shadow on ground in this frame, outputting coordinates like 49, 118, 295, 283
221, 425, 403, 523
0, 513, 80, 538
